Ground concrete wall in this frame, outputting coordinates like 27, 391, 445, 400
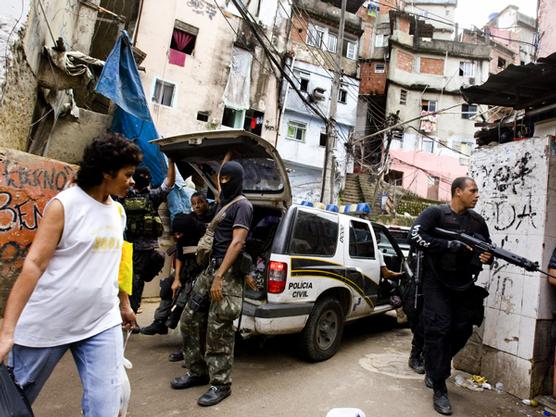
0, 0, 103, 153
388, 43, 490, 92
135, 0, 287, 144
455, 136, 556, 398
0, 148, 76, 315
538, 0, 556, 58
386, 84, 477, 155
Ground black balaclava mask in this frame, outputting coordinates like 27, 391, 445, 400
133, 167, 151, 192
219, 161, 244, 205
172, 213, 206, 246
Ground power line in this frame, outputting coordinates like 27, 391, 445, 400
229, 0, 328, 123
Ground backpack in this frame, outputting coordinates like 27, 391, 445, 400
123, 195, 164, 240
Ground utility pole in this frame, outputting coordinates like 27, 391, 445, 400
320, 0, 347, 204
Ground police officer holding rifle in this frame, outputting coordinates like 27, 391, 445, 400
409, 177, 492, 415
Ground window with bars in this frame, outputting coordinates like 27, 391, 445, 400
400, 89, 407, 105
375, 63, 385, 73
307, 25, 325, 48
152, 79, 175, 107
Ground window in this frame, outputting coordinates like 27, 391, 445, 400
421, 137, 434, 153
300, 78, 309, 92
287, 120, 306, 141
374, 34, 388, 47
338, 89, 347, 104
459, 61, 474, 77
289, 210, 338, 257
421, 99, 436, 112
222, 107, 245, 128
320, 132, 327, 147
427, 175, 440, 200
197, 111, 209, 122
461, 104, 477, 120
327, 33, 338, 53
400, 89, 407, 105
307, 25, 325, 48
243, 109, 264, 136
349, 221, 375, 258
152, 79, 175, 106
169, 21, 198, 66
375, 63, 385, 73
375, 228, 401, 271
345, 41, 358, 60
497, 57, 507, 69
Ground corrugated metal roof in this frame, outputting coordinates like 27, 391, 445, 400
461, 53, 556, 110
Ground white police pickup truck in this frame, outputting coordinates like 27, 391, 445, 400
155, 130, 410, 362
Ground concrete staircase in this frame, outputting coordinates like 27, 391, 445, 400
340, 173, 364, 204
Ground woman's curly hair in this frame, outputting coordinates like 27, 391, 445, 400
76, 133, 143, 189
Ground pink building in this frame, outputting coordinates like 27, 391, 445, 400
538, 0, 556, 58
388, 149, 468, 202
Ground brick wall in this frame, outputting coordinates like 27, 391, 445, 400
399, 16, 411, 34
420, 57, 444, 75
360, 61, 387, 95
396, 49, 414, 72
0, 148, 76, 316
291, 14, 308, 45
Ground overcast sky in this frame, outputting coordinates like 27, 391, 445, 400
454, 0, 538, 30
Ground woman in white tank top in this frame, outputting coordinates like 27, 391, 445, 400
0, 134, 142, 417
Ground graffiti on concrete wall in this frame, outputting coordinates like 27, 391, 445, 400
186, 0, 217, 19
470, 139, 548, 315
0, 148, 75, 315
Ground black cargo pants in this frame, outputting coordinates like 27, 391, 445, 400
422, 272, 475, 382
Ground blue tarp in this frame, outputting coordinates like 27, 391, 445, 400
96, 31, 166, 186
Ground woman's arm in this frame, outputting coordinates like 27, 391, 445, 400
0, 200, 64, 362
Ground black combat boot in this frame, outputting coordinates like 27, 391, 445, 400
168, 350, 184, 362
140, 320, 168, 335
408, 348, 425, 374
197, 385, 231, 406
432, 380, 452, 415
170, 372, 210, 390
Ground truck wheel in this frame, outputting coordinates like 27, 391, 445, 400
300, 297, 345, 362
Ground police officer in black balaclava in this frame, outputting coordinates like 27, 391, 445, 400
218, 161, 244, 204
171, 160, 253, 407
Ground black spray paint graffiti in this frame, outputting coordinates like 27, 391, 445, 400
0, 192, 42, 232
186, 0, 217, 19
471, 151, 536, 195
482, 193, 537, 231
1, 159, 73, 191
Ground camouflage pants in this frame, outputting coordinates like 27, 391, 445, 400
180, 264, 243, 386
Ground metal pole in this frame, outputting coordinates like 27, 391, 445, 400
320, 0, 347, 204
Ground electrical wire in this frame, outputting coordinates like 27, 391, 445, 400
0, 0, 26, 105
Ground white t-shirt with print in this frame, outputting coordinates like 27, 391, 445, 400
14, 186, 125, 347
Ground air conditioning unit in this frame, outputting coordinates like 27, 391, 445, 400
312, 87, 326, 101
468, 77, 476, 85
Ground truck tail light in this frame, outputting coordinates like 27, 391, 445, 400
267, 261, 288, 293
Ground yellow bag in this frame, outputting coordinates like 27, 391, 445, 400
119, 241, 133, 295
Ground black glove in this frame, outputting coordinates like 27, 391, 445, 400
447, 240, 467, 253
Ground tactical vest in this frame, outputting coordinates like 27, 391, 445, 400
432, 205, 485, 290
123, 195, 164, 240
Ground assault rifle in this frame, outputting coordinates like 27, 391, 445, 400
434, 228, 556, 279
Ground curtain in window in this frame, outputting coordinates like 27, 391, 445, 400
169, 30, 193, 66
